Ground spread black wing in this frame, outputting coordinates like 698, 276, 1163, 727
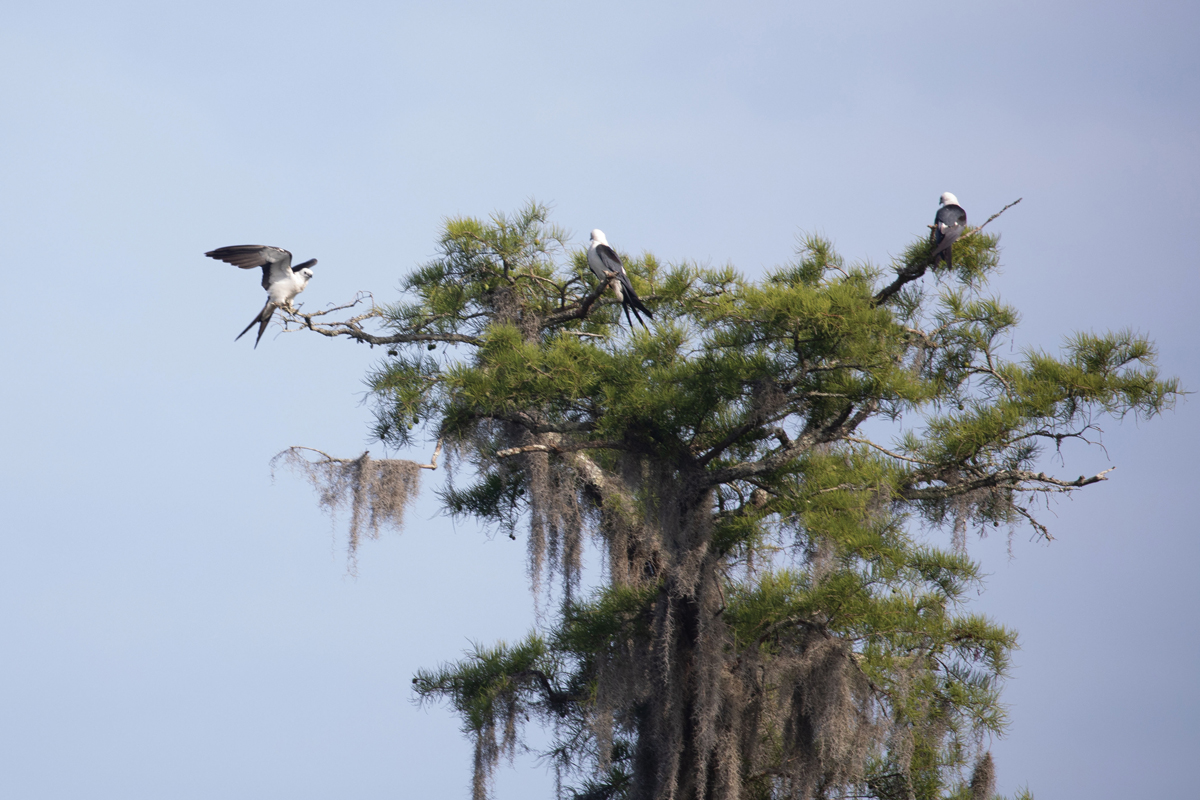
205, 245, 294, 291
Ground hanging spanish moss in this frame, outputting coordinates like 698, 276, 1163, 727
272, 448, 422, 574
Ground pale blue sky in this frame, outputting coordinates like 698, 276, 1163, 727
1, 2, 1196, 798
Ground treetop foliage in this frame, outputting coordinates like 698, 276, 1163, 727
281, 201, 1178, 800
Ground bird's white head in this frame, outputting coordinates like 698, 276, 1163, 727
590, 229, 608, 245
294, 258, 317, 286
940, 192, 959, 206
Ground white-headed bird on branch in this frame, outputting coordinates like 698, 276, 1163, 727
587, 229, 652, 331
205, 245, 316, 348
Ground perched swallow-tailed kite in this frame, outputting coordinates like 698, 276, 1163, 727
587, 230, 653, 330
930, 192, 967, 268
205, 245, 316, 347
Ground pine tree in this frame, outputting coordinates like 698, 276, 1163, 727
279, 202, 1177, 800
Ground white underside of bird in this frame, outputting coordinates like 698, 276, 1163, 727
266, 269, 310, 310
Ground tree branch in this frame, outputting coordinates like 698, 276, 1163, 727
495, 440, 624, 458
972, 197, 1023, 234
278, 440, 444, 471
901, 466, 1116, 501
541, 279, 610, 328
513, 669, 588, 708
845, 436, 934, 466
697, 420, 761, 468
285, 294, 484, 347
282, 445, 352, 463
419, 439, 443, 471
704, 406, 857, 487
1011, 502, 1052, 541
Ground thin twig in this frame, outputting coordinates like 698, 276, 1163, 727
845, 436, 934, 466
972, 197, 1023, 234
285, 445, 354, 463
1012, 502, 1052, 540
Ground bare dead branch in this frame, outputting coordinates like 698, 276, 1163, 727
289, 292, 376, 320
817, 483, 872, 495
901, 466, 1116, 502
418, 438, 444, 471
278, 443, 443, 471
281, 445, 358, 464
284, 293, 485, 347
972, 197, 1023, 234
495, 444, 554, 458
1011, 502, 1052, 541
902, 325, 942, 350
495, 440, 624, 458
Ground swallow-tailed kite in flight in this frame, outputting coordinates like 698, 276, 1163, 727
930, 192, 967, 268
205, 245, 316, 347
587, 230, 653, 330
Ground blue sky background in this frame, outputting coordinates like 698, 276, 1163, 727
1, 2, 1196, 797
